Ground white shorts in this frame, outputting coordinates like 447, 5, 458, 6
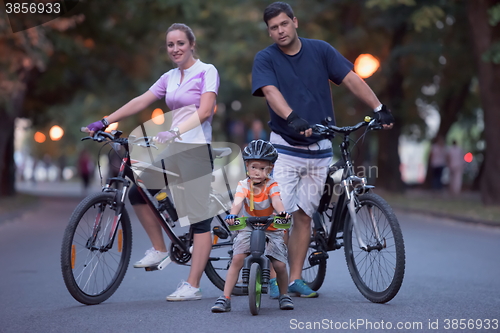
271, 132, 331, 218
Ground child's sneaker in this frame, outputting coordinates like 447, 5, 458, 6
279, 294, 294, 310
166, 281, 202, 301
133, 247, 169, 268
288, 279, 318, 298
211, 296, 231, 312
269, 278, 279, 299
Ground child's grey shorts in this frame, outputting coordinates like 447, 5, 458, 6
232, 229, 288, 264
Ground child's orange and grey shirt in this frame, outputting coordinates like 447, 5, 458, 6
235, 177, 281, 231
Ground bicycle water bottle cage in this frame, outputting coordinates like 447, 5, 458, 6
212, 226, 229, 239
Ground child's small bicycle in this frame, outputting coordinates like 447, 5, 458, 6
228, 215, 291, 315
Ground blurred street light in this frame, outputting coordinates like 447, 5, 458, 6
49, 125, 64, 141
151, 108, 164, 125
105, 122, 119, 132
34, 131, 46, 143
354, 54, 380, 79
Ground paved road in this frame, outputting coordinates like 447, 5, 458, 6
1, 196, 499, 333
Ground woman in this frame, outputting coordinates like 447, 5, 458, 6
86, 23, 219, 301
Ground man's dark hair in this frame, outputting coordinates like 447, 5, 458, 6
263, 2, 294, 26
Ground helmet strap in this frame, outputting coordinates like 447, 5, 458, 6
249, 181, 254, 211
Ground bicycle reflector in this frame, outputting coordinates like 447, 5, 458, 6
228, 217, 247, 231
272, 216, 291, 229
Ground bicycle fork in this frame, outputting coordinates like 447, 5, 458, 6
346, 189, 385, 252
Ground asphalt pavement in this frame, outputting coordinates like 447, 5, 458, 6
1, 180, 500, 332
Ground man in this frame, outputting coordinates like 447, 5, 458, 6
251, 1, 394, 298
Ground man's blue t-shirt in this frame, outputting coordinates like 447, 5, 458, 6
252, 37, 353, 146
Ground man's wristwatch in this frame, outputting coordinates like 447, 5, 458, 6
171, 127, 180, 137
101, 118, 110, 127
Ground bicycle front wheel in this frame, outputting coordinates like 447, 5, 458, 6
61, 192, 132, 305
343, 192, 405, 303
248, 262, 262, 315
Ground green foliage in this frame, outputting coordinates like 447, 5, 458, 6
366, 0, 416, 10
411, 6, 445, 32
481, 42, 500, 64
488, 3, 500, 26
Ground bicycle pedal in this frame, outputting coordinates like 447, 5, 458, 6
157, 256, 172, 270
143, 256, 172, 271
212, 226, 229, 239
308, 250, 329, 265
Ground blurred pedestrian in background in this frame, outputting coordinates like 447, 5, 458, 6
77, 149, 93, 193
429, 136, 447, 190
246, 119, 268, 143
447, 140, 465, 196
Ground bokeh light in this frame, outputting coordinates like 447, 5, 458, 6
105, 122, 119, 132
151, 108, 164, 125
34, 132, 46, 143
49, 126, 64, 141
354, 54, 380, 79
464, 152, 473, 163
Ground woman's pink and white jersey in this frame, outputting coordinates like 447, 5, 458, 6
149, 59, 219, 143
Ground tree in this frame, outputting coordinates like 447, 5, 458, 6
468, 0, 500, 205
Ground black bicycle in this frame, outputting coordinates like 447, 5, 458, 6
60, 130, 245, 305
301, 116, 406, 303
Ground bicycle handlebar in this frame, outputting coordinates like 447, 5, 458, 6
80, 128, 160, 149
311, 116, 381, 139
229, 214, 291, 231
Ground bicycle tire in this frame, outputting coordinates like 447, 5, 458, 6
343, 192, 405, 303
61, 192, 132, 305
248, 262, 262, 315
302, 243, 327, 291
204, 217, 247, 296
300, 211, 329, 291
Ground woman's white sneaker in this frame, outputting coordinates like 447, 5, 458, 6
166, 281, 202, 301
133, 247, 169, 268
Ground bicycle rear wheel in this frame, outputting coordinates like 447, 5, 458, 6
302, 241, 327, 291
204, 216, 247, 296
343, 192, 405, 303
300, 210, 330, 291
61, 192, 132, 305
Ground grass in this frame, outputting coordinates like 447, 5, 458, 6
379, 189, 500, 225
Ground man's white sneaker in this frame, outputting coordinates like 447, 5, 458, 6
166, 281, 202, 301
133, 247, 169, 268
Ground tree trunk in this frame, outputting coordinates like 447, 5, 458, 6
0, 108, 17, 197
376, 23, 406, 192
468, 0, 500, 205
0, 69, 29, 198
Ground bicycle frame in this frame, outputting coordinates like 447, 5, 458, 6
314, 119, 381, 252
89, 132, 236, 265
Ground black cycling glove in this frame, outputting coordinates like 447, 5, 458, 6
286, 111, 310, 133
373, 105, 395, 126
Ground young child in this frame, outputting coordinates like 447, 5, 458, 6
211, 140, 294, 312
